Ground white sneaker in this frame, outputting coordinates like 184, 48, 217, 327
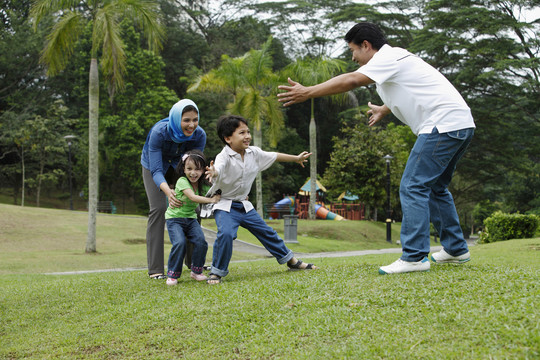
166, 277, 178, 286
431, 249, 470, 264
378, 257, 430, 275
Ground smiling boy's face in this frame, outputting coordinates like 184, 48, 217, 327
225, 122, 251, 153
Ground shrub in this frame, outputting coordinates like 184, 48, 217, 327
479, 211, 539, 243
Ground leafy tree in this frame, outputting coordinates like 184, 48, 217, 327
323, 110, 414, 220
0, 0, 49, 114
188, 37, 285, 215
243, 0, 354, 57
31, 0, 165, 253
24, 100, 73, 207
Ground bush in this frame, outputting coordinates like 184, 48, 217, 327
479, 211, 539, 243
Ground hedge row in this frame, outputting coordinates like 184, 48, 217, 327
479, 211, 539, 243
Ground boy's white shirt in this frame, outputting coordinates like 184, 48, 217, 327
205, 145, 277, 214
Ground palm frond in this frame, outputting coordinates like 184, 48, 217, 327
40, 11, 84, 75
93, 5, 126, 96
114, 0, 165, 52
188, 71, 229, 94
30, 0, 81, 29
262, 96, 285, 147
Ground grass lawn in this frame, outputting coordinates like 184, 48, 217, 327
0, 204, 538, 359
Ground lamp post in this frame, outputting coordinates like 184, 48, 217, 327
383, 154, 393, 243
64, 135, 77, 210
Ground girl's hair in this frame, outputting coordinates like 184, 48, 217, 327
173, 149, 211, 191
216, 115, 248, 145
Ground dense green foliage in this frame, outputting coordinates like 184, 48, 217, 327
1, 0, 538, 228
480, 211, 540, 243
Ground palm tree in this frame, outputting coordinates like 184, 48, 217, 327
31, 0, 164, 252
189, 37, 284, 217
284, 57, 349, 219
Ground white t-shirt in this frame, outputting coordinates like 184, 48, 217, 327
357, 44, 475, 135
207, 145, 277, 213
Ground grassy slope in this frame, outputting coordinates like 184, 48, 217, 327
0, 203, 402, 275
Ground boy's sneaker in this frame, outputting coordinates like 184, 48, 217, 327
378, 257, 430, 275
190, 272, 208, 282
166, 277, 178, 286
431, 249, 470, 264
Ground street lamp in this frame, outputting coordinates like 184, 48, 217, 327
64, 135, 77, 210
383, 154, 393, 243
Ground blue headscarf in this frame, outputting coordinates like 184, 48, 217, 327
167, 99, 200, 143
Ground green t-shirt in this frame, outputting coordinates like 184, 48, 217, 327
165, 177, 210, 219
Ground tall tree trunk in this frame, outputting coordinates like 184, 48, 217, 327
20, 145, 25, 207
308, 99, 316, 220
254, 127, 263, 217
36, 161, 43, 207
86, 58, 99, 253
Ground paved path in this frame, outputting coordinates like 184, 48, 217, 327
44, 228, 476, 275
202, 227, 481, 259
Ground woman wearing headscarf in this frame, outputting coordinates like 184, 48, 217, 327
141, 99, 206, 279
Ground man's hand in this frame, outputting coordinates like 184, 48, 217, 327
367, 102, 390, 127
277, 78, 309, 107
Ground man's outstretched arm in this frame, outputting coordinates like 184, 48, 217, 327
277, 72, 374, 107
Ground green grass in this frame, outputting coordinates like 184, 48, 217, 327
202, 218, 404, 253
0, 203, 538, 359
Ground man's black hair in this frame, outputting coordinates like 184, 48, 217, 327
344, 22, 388, 50
216, 115, 248, 145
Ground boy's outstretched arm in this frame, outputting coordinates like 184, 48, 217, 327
276, 151, 312, 168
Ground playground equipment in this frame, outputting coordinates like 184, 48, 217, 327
269, 195, 344, 221
315, 204, 344, 221
268, 196, 295, 219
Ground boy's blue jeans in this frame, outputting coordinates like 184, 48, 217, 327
166, 218, 208, 278
400, 127, 474, 262
211, 202, 294, 277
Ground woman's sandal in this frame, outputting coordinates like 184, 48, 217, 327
206, 274, 222, 285
149, 273, 167, 280
287, 259, 317, 270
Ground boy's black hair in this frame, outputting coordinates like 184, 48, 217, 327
344, 22, 388, 50
216, 115, 248, 146
173, 149, 211, 192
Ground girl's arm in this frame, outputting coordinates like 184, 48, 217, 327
276, 151, 312, 168
182, 188, 220, 204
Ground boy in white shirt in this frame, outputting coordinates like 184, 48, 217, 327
204, 115, 318, 284
278, 22, 475, 275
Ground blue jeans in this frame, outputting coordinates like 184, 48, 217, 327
166, 218, 208, 278
211, 202, 294, 277
399, 127, 474, 262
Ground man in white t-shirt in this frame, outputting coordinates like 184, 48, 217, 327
278, 22, 475, 275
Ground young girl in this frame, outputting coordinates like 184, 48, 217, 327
165, 150, 220, 286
